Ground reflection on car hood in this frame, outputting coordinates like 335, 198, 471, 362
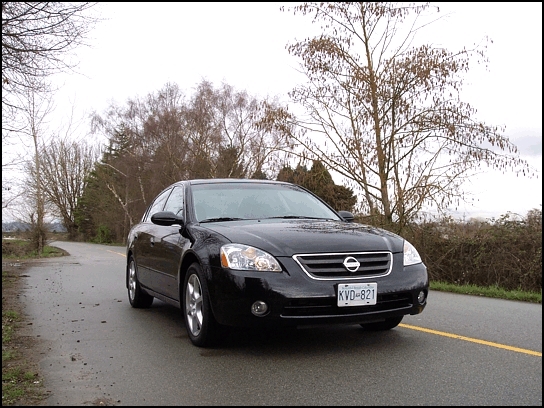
199, 219, 404, 256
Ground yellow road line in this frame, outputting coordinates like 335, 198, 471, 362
400, 323, 542, 357
106, 249, 126, 257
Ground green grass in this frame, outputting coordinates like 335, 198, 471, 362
2, 239, 62, 406
1, 310, 18, 345
430, 281, 542, 303
2, 367, 40, 406
2, 240, 65, 260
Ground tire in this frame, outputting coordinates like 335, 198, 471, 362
127, 256, 154, 308
183, 262, 229, 347
360, 316, 403, 331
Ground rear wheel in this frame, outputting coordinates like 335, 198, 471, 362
183, 262, 229, 347
360, 316, 403, 331
127, 256, 154, 308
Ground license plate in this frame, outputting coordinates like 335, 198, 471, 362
337, 283, 377, 307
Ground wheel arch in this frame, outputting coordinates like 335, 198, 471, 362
178, 252, 200, 299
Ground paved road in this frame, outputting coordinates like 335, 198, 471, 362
21, 241, 542, 406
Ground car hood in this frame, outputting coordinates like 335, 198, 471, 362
198, 219, 404, 256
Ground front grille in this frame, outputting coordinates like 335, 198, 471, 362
282, 293, 412, 317
293, 251, 392, 280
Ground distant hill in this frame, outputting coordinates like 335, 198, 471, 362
2, 221, 67, 233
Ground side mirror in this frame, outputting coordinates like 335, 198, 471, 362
151, 211, 185, 227
338, 210, 354, 222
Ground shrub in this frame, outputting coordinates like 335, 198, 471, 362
405, 210, 542, 293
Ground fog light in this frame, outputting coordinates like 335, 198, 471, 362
251, 301, 268, 316
417, 291, 426, 304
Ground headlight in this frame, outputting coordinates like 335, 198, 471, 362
403, 240, 422, 266
220, 244, 282, 272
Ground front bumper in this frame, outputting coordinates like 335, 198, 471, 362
206, 256, 428, 328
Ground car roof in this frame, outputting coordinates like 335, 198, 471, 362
186, 178, 294, 186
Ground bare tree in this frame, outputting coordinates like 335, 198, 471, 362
16, 86, 54, 253
2, 2, 99, 224
215, 82, 295, 179
38, 135, 100, 239
267, 2, 533, 231
2, 2, 98, 127
86, 81, 295, 239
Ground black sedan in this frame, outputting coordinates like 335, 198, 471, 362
126, 178, 428, 347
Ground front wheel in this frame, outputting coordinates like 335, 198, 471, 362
127, 256, 154, 308
183, 263, 229, 347
360, 316, 403, 331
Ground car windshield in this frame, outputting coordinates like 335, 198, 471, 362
191, 182, 341, 222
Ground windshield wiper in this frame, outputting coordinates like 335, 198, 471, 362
199, 217, 244, 223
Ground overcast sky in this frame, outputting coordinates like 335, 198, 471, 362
23, 2, 544, 219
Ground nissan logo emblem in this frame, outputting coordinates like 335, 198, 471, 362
343, 256, 360, 272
